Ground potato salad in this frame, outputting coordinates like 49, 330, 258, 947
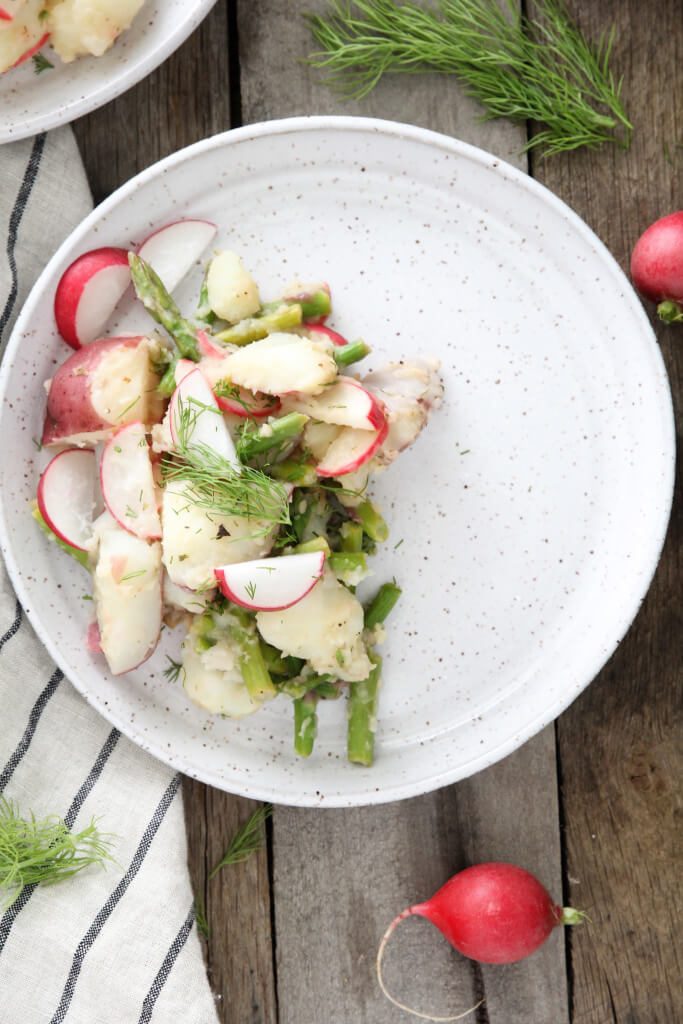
35, 220, 443, 764
0, 0, 145, 74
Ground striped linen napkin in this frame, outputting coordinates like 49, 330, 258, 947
0, 129, 219, 1024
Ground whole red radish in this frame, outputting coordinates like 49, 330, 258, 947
630, 211, 683, 323
377, 862, 583, 1020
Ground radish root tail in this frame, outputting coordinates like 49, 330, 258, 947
376, 909, 483, 1022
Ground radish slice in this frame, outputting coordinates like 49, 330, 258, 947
197, 328, 225, 358
283, 377, 385, 430
168, 367, 239, 468
214, 551, 325, 611
316, 420, 389, 477
137, 219, 217, 294
54, 247, 131, 349
36, 449, 96, 551
7, 30, 50, 70
0, 1, 24, 20
174, 358, 197, 385
307, 323, 348, 347
214, 385, 281, 419
100, 422, 161, 540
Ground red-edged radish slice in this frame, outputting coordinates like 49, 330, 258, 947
86, 621, 103, 652
168, 367, 239, 468
284, 377, 385, 430
197, 328, 225, 358
174, 358, 197, 385
307, 323, 348, 347
316, 420, 389, 477
214, 385, 281, 419
37, 449, 96, 551
137, 219, 217, 294
100, 422, 161, 540
54, 247, 131, 349
0, 0, 22, 20
214, 551, 325, 611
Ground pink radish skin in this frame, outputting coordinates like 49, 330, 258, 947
214, 551, 325, 611
214, 386, 281, 419
630, 211, 683, 323
316, 419, 389, 477
5, 31, 50, 71
37, 449, 96, 551
197, 329, 225, 358
306, 323, 348, 347
377, 862, 583, 1021
54, 247, 131, 348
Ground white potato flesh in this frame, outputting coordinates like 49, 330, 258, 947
181, 618, 263, 718
92, 517, 162, 675
221, 332, 337, 396
257, 568, 372, 682
161, 479, 278, 591
207, 251, 260, 324
0, 0, 44, 73
49, 0, 145, 62
163, 573, 212, 614
362, 358, 444, 467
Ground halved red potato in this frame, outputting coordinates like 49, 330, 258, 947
41, 335, 166, 447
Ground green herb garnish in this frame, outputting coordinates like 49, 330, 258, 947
305, 0, 632, 155
0, 797, 117, 908
32, 52, 54, 74
208, 804, 273, 879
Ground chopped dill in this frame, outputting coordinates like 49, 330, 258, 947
208, 804, 273, 879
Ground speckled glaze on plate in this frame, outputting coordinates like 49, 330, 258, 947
0, 118, 674, 806
0, 1, 217, 143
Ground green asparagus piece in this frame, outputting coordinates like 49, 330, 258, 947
364, 582, 402, 630
356, 500, 389, 543
269, 459, 319, 487
328, 552, 368, 587
213, 304, 302, 346
340, 520, 364, 552
237, 413, 309, 461
259, 639, 304, 679
314, 680, 342, 700
267, 286, 331, 322
347, 652, 382, 766
333, 338, 371, 367
157, 354, 181, 397
128, 253, 200, 361
293, 693, 319, 757
289, 536, 331, 557
195, 271, 216, 326
228, 607, 277, 699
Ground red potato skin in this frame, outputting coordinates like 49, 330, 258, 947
412, 863, 562, 964
631, 211, 683, 305
41, 336, 144, 446
54, 247, 130, 349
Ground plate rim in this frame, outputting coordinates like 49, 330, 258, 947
0, 115, 676, 806
0, 0, 219, 143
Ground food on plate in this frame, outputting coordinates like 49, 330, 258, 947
34, 222, 443, 764
630, 210, 683, 324
0, 0, 146, 74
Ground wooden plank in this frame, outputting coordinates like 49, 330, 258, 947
532, 2, 682, 1021
237, 3, 568, 1022
74, 8, 279, 1023
73, 3, 232, 204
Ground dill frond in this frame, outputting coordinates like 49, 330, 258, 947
0, 798, 117, 907
304, 0, 632, 155
208, 804, 273, 879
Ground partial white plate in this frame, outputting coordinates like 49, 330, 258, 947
0, 0, 217, 143
0, 117, 674, 806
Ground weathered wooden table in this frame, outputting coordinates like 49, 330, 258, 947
73, 2, 681, 1021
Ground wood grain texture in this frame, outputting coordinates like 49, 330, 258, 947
529, 2, 682, 1021
237, 3, 568, 1022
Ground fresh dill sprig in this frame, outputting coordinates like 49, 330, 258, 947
0, 797, 117, 908
194, 890, 210, 940
208, 804, 273, 879
32, 52, 54, 74
163, 656, 184, 683
164, 397, 291, 531
304, 0, 632, 155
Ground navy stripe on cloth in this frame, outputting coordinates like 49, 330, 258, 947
0, 133, 46, 347
49, 773, 182, 1024
138, 905, 196, 1023
0, 666, 63, 792
0, 598, 22, 653
0, 728, 121, 955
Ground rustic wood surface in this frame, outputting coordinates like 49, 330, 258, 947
72, 1, 682, 1022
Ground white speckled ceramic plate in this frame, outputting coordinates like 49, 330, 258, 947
0, 1, 217, 143
0, 118, 674, 806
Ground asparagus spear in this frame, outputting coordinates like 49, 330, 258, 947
347, 652, 382, 766
213, 304, 302, 346
356, 500, 389, 543
364, 582, 402, 631
227, 607, 278, 700
267, 285, 332, 322
128, 253, 201, 361
333, 338, 371, 367
269, 459, 318, 486
236, 413, 309, 462
293, 693, 318, 758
